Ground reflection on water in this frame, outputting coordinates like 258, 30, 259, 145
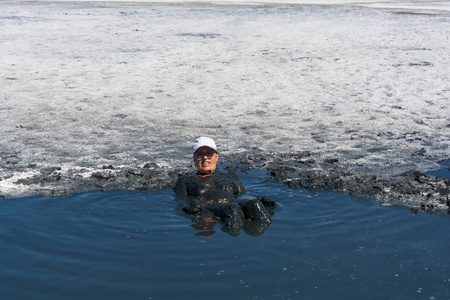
191, 216, 217, 237
1, 170, 449, 300
188, 213, 273, 237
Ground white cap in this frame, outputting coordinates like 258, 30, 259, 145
193, 137, 217, 153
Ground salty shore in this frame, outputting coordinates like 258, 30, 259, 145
1, 0, 449, 212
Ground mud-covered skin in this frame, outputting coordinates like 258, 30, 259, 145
181, 197, 275, 237
1, 151, 448, 215
174, 170, 274, 235
206, 203, 245, 236
239, 199, 273, 223
174, 170, 246, 204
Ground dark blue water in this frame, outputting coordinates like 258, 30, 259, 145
427, 160, 450, 179
1, 170, 449, 300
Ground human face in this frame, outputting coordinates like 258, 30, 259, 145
194, 146, 219, 175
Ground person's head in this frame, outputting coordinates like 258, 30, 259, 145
193, 137, 219, 175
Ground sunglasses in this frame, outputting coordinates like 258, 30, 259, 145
194, 150, 217, 159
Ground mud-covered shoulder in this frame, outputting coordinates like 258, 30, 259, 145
174, 171, 198, 197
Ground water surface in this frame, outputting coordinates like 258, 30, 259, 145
1, 171, 449, 299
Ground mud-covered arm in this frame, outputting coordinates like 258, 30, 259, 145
174, 174, 188, 198
229, 172, 246, 195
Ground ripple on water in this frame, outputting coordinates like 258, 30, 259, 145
1, 173, 449, 300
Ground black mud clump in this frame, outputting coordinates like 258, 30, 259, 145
226, 150, 449, 215
12, 163, 179, 198
267, 167, 449, 215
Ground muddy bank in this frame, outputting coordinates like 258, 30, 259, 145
230, 151, 450, 214
1, 2, 449, 214
2, 151, 448, 215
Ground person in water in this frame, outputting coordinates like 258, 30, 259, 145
175, 137, 275, 235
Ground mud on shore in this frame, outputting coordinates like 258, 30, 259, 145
2, 151, 448, 215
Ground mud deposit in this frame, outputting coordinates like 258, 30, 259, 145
3, 152, 449, 215
1, 1, 449, 213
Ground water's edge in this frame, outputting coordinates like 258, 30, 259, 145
2, 152, 448, 215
